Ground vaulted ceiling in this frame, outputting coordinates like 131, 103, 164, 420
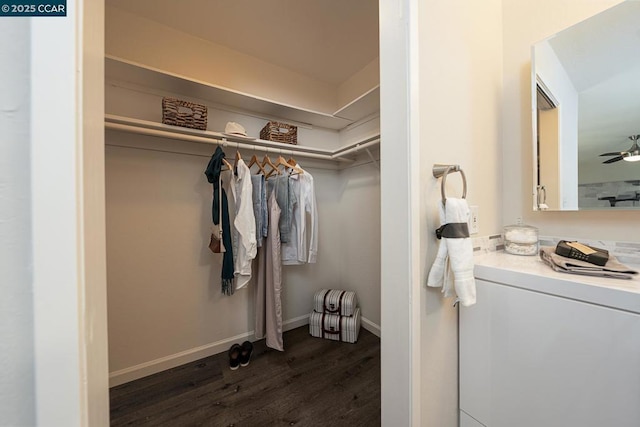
107, 0, 379, 86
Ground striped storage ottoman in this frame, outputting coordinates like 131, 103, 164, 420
309, 308, 361, 343
313, 289, 358, 316
309, 289, 360, 343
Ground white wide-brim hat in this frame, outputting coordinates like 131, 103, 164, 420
224, 122, 247, 137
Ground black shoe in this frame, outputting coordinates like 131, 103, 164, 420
240, 341, 253, 367
228, 343, 241, 370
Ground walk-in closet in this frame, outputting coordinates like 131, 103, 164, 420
104, 0, 382, 421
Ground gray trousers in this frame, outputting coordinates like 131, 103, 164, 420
254, 191, 284, 351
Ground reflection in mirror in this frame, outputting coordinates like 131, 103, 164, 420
532, 0, 640, 211
536, 81, 560, 210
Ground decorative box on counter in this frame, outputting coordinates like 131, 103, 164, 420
161, 97, 207, 130
260, 121, 297, 144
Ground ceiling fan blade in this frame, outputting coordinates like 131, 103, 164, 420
603, 155, 624, 164
599, 151, 625, 157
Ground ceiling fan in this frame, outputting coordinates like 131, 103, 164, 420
600, 135, 640, 163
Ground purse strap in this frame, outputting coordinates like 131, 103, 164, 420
217, 175, 223, 237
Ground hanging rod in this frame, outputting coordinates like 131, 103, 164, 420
432, 164, 467, 204
331, 136, 380, 160
106, 122, 346, 162
105, 115, 381, 163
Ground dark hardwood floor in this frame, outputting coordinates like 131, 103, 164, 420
110, 326, 381, 426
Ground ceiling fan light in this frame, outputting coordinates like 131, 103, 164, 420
623, 151, 640, 162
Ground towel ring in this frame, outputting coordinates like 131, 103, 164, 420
432, 164, 467, 204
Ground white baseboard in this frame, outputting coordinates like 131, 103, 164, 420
109, 313, 381, 387
282, 313, 310, 331
361, 316, 381, 337
109, 314, 311, 387
109, 331, 253, 387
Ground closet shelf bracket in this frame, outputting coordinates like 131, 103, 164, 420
331, 137, 380, 160
365, 148, 379, 169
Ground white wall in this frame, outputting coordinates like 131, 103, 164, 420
336, 119, 382, 331
501, 0, 640, 240
0, 18, 35, 427
336, 160, 381, 329
418, 0, 503, 425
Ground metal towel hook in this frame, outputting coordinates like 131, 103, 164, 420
432, 164, 467, 205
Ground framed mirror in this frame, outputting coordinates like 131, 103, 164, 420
532, 0, 640, 211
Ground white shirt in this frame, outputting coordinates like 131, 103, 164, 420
230, 159, 257, 288
281, 165, 318, 265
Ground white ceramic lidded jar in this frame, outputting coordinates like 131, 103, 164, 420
503, 223, 539, 256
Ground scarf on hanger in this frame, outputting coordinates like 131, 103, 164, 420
205, 147, 235, 295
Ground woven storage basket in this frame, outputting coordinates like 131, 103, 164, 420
162, 97, 207, 130
260, 121, 298, 144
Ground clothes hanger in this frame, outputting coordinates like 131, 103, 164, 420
287, 149, 298, 167
266, 154, 288, 179
272, 153, 303, 176
220, 138, 233, 171
267, 158, 303, 179
222, 158, 233, 171
247, 145, 267, 175
234, 144, 242, 172
261, 150, 280, 178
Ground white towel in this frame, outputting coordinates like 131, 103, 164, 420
427, 198, 476, 306
427, 201, 450, 289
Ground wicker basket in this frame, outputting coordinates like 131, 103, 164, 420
260, 121, 298, 144
162, 97, 207, 130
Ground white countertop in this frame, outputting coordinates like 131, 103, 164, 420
473, 251, 640, 314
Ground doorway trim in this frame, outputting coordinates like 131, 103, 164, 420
379, 0, 421, 425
